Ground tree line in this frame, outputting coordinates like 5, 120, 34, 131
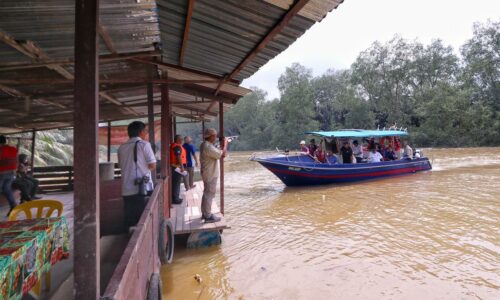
223, 20, 499, 150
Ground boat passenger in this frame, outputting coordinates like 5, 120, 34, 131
403, 142, 413, 160
394, 137, 402, 159
340, 141, 353, 164
352, 140, 363, 163
299, 140, 309, 154
384, 146, 396, 161
308, 139, 317, 156
314, 148, 327, 163
368, 147, 383, 163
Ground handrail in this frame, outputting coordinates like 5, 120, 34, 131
101, 180, 164, 300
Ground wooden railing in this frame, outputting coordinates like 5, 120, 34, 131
34, 164, 122, 193
34, 166, 74, 193
101, 180, 164, 300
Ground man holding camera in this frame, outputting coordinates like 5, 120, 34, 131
199, 128, 230, 223
118, 121, 156, 229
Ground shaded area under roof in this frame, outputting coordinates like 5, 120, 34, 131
0, 0, 343, 133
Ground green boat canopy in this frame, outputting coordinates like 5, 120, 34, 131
305, 129, 408, 138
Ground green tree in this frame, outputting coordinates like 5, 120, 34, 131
272, 63, 319, 149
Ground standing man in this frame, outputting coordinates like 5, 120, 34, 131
403, 142, 413, 160
352, 140, 363, 163
170, 134, 186, 204
340, 141, 353, 164
199, 128, 229, 223
183, 136, 199, 190
118, 121, 156, 229
0, 135, 18, 216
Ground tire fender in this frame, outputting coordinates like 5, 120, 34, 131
147, 273, 162, 300
159, 219, 174, 264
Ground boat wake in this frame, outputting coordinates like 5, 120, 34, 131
431, 155, 500, 171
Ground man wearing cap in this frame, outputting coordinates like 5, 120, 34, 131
299, 140, 309, 154
199, 128, 229, 223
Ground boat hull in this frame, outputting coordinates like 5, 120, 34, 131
254, 156, 432, 186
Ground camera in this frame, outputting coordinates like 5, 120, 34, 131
134, 176, 150, 196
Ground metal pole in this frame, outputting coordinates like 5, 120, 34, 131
74, 0, 100, 298
218, 101, 224, 215
161, 77, 172, 218
107, 121, 111, 162
30, 129, 36, 170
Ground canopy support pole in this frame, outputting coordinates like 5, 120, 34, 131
73, 0, 100, 298
218, 101, 224, 215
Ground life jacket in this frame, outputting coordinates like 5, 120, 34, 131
170, 143, 187, 166
0, 145, 18, 172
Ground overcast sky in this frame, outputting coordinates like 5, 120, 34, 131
241, 0, 500, 99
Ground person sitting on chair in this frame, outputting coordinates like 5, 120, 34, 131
14, 154, 41, 202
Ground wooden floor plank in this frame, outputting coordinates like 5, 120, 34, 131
173, 180, 229, 235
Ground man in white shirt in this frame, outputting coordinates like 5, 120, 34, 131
199, 128, 229, 223
118, 121, 157, 229
368, 148, 383, 163
351, 140, 363, 163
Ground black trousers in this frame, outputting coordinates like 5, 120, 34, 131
13, 176, 39, 200
171, 167, 182, 202
123, 192, 150, 229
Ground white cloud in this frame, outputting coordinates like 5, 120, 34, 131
242, 0, 500, 99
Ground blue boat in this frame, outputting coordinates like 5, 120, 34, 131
251, 129, 432, 186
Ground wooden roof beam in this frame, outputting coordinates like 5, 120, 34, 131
0, 50, 161, 71
0, 78, 219, 85
132, 58, 240, 85
98, 23, 118, 55
214, 0, 310, 95
0, 84, 67, 109
99, 92, 140, 116
179, 0, 196, 66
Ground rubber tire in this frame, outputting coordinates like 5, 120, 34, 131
147, 273, 162, 300
159, 219, 174, 264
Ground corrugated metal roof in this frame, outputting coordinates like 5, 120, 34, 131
158, 0, 343, 81
0, 0, 343, 133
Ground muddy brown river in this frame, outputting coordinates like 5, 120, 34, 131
161, 148, 500, 299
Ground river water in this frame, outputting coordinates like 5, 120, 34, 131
161, 148, 500, 299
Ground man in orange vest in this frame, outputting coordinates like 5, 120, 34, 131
170, 134, 187, 204
0, 135, 18, 216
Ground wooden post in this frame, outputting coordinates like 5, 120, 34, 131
161, 78, 172, 218
147, 82, 156, 181
74, 0, 100, 298
147, 82, 156, 152
107, 121, 111, 162
30, 129, 36, 170
172, 116, 177, 136
218, 101, 224, 215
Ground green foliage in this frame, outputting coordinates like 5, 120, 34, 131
225, 20, 499, 150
